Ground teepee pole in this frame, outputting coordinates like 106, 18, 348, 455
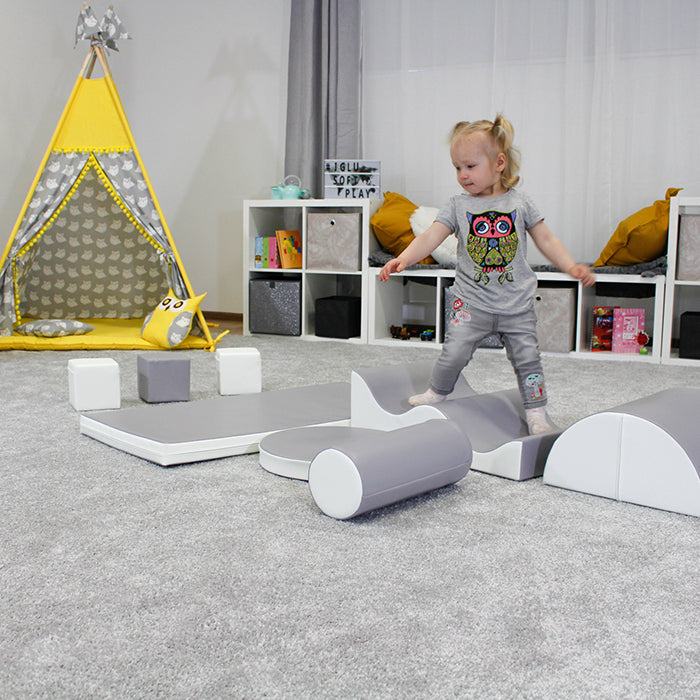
93, 45, 112, 79
93, 46, 216, 347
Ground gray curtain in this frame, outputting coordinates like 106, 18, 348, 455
284, 0, 361, 198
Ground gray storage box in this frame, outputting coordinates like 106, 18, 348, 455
306, 212, 361, 271
677, 215, 700, 281
534, 285, 576, 352
249, 278, 301, 335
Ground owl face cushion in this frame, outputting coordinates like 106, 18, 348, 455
141, 289, 206, 348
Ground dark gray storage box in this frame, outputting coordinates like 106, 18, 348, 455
315, 296, 361, 338
249, 278, 301, 335
679, 311, 700, 359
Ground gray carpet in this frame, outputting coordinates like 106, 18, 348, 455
1, 336, 699, 699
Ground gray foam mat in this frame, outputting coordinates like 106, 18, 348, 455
80, 382, 350, 465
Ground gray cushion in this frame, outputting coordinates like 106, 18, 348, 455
15, 319, 95, 337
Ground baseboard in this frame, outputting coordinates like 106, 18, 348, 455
202, 311, 243, 322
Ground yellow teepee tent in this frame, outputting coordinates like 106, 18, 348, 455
0, 7, 222, 350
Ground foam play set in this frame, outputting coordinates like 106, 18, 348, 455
6, 8, 700, 521
73, 353, 700, 520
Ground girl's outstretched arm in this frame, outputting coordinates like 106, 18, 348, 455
529, 220, 596, 287
379, 221, 452, 281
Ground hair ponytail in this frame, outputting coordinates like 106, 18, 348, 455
491, 114, 521, 188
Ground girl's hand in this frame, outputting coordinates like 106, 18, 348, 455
379, 257, 405, 282
568, 263, 596, 287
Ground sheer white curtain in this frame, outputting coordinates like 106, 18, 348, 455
361, 0, 700, 263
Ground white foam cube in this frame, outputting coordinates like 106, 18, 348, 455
68, 358, 120, 411
216, 347, 262, 395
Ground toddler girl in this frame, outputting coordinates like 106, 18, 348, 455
379, 115, 595, 434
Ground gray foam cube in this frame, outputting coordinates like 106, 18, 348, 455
138, 354, 190, 403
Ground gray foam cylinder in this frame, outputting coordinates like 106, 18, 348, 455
308, 419, 472, 519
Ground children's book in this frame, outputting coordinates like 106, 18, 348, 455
591, 306, 614, 351
612, 308, 645, 353
268, 236, 280, 269
254, 236, 263, 268
275, 230, 302, 268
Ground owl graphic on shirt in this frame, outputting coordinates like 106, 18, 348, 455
466, 209, 518, 285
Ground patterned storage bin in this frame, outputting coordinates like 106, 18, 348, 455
306, 213, 361, 271
249, 278, 301, 336
534, 285, 576, 352
677, 215, 700, 281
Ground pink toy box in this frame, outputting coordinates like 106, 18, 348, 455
612, 308, 645, 353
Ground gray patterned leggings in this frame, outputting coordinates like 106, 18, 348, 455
430, 301, 547, 409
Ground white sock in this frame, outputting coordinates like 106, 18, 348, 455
526, 407, 553, 435
409, 387, 446, 406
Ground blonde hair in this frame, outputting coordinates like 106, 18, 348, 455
449, 114, 521, 189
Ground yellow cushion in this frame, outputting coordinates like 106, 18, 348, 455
0, 318, 211, 350
370, 192, 435, 264
141, 289, 206, 348
594, 187, 682, 267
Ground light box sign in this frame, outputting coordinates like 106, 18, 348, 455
324, 160, 381, 199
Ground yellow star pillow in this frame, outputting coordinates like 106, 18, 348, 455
141, 289, 207, 348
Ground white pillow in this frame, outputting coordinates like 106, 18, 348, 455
409, 205, 457, 266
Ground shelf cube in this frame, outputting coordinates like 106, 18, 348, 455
68, 358, 121, 411
216, 347, 262, 395
137, 354, 190, 403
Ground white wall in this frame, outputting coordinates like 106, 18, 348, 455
0, 0, 291, 314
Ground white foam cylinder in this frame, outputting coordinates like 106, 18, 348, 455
308, 419, 472, 519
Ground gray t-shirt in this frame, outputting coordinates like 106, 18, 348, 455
436, 189, 544, 314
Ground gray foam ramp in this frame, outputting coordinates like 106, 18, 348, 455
544, 388, 700, 516
351, 361, 560, 480
80, 382, 350, 466
353, 360, 476, 416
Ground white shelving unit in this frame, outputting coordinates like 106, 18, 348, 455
661, 196, 700, 365
243, 199, 667, 362
242, 199, 375, 342
369, 267, 665, 361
